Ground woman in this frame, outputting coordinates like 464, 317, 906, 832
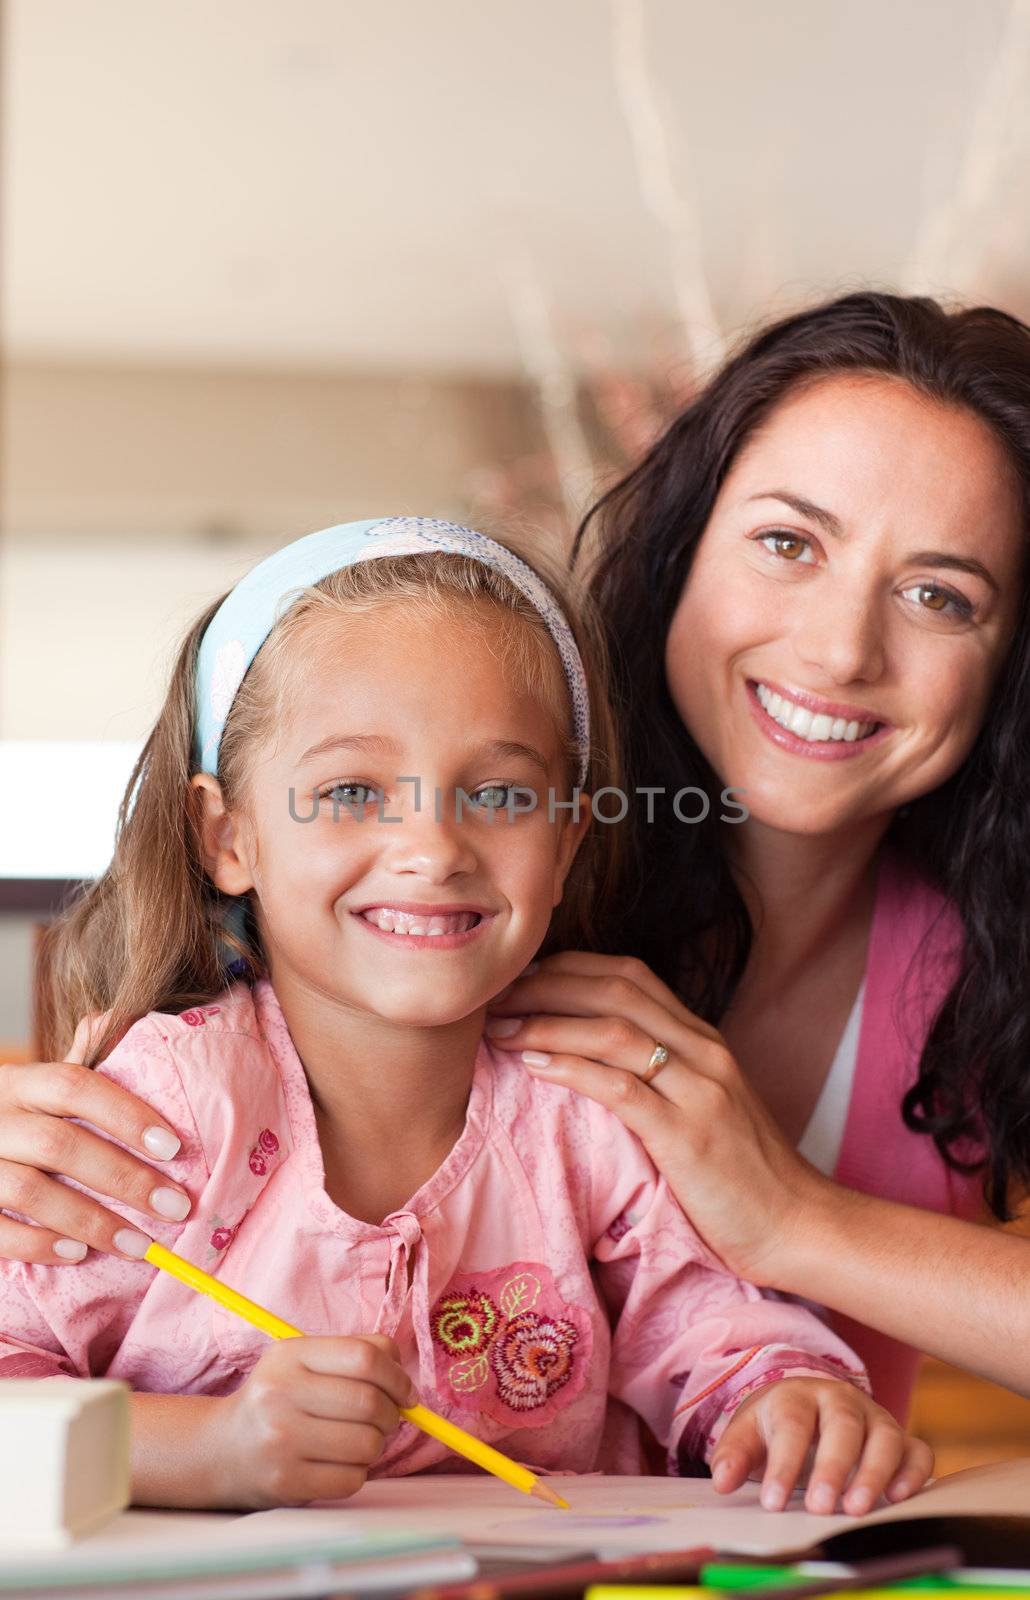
487, 291, 1030, 1422
3, 292, 1030, 1429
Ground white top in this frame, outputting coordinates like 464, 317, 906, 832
796, 980, 865, 1176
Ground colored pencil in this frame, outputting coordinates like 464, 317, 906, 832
144, 1240, 568, 1508
411, 1545, 717, 1600
587, 1545, 969, 1600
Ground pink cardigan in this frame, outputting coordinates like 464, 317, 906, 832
0, 981, 868, 1475
824, 846, 983, 1420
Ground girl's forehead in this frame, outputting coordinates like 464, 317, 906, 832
273, 603, 567, 759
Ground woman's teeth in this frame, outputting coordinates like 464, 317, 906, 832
755, 682, 878, 744
361, 908, 481, 936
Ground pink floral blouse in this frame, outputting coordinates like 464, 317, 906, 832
0, 981, 867, 1473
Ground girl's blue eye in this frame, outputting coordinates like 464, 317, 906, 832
468, 784, 513, 810
319, 781, 378, 807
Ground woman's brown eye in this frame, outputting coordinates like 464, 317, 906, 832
917, 587, 949, 611
774, 536, 805, 559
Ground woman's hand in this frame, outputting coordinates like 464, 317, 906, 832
485, 952, 832, 1285
208, 1335, 417, 1508
709, 1377, 933, 1515
0, 1055, 190, 1263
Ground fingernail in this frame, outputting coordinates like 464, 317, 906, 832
406, 1384, 420, 1406
810, 1482, 835, 1513
53, 1238, 88, 1261
149, 1186, 191, 1221
487, 1016, 523, 1037
143, 1126, 181, 1160
522, 1051, 553, 1068
847, 1486, 872, 1514
761, 1482, 787, 1512
712, 1458, 732, 1486
113, 1227, 152, 1258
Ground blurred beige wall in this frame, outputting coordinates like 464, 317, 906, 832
0, 360, 545, 741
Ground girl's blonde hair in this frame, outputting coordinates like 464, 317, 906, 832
39, 542, 624, 1064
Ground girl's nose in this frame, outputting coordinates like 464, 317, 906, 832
791, 585, 886, 686
380, 802, 480, 881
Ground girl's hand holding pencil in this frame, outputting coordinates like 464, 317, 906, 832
144, 1241, 569, 1509
210, 1332, 415, 1507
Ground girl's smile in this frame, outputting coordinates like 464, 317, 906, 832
353, 900, 498, 949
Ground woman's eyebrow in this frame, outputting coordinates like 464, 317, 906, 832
907, 551, 999, 592
747, 489, 844, 535
747, 489, 999, 591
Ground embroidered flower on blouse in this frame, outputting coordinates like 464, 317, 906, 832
206, 1211, 246, 1258
247, 1129, 281, 1176
180, 1005, 221, 1027
431, 1290, 500, 1356
490, 1311, 580, 1411
428, 1261, 591, 1425
605, 1210, 633, 1243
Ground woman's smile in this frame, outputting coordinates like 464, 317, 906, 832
745, 678, 895, 762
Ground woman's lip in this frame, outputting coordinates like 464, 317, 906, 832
747, 677, 889, 726
352, 910, 495, 951
745, 680, 894, 761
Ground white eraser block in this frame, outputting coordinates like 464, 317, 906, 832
0, 1378, 130, 1547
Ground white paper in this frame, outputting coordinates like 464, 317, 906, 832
246, 1459, 1030, 1558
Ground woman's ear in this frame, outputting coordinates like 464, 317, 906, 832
551, 790, 593, 906
190, 773, 256, 895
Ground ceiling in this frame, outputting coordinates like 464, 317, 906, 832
4, 0, 1030, 376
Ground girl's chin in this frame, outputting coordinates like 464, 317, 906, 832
355, 988, 496, 1029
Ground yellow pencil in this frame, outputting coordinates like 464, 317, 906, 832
144, 1241, 568, 1508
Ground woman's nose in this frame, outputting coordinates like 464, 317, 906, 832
791, 585, 886, 686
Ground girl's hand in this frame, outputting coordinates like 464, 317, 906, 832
485, 952, 832, 1285
709, 1377, 933, 1515
212, 1334, 417, 1508
0, 1056, 191, 1263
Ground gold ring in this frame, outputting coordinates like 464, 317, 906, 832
640, 1041, 670, 1086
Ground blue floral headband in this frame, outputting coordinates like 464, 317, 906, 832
194, 516, 591, 786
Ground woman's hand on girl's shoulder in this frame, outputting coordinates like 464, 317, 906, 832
0, 1052, 190, 1264
484, 951, 832, 1284
709, 1377, 933, 1515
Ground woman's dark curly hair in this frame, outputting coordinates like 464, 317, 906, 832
574, 291, 1030, 1218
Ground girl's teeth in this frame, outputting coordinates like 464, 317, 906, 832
754, 682, 877, 744
363, 909, 478, 935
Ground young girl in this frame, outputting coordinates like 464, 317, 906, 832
1, 517, 929, 1514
